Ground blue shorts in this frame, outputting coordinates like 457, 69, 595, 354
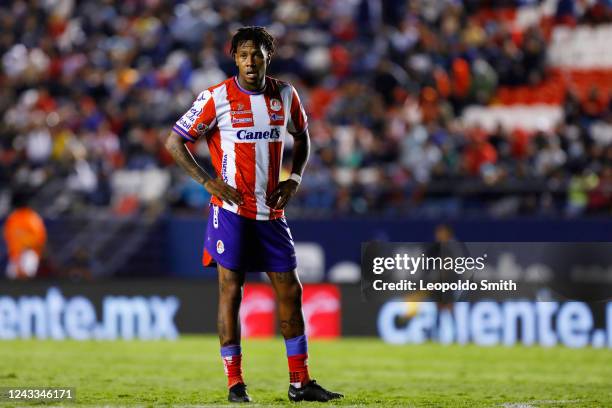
203, 205, 297, 273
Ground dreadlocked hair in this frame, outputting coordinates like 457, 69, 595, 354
230, 26, 275, 57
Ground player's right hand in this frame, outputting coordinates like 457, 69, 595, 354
204, 178, 243, 206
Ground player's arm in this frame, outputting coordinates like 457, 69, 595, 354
266, 128, 310, 210
165, 131, 243, 206
289, 128, 310, 179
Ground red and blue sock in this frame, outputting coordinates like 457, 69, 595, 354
221, 345, 243, 388
285, 334, 310, 388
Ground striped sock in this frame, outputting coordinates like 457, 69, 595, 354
221, 345, 243, 389
285, 335, 310, 388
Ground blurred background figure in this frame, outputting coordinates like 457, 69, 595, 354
434, 224, 454, 244
426, 224, 467, 342
3, 192, 47, 279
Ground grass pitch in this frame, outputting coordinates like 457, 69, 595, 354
0, 336, 610, 407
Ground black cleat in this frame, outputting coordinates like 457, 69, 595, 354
228, 383, 251, 403
288, 380, 343, 402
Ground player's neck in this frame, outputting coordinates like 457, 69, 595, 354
236, 75, 266, 93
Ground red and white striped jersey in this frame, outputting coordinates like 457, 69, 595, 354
173, 76, 308, 220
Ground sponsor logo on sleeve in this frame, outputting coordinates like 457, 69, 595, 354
196, 122, 209, 136
179, 92, 209, 129
221, 154, 228, 183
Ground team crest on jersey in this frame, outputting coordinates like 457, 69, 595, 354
216, 240, 225, 254
270, 98, 282, 111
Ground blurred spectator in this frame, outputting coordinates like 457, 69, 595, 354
567, 170, 599, 216
3, 192, 47, 279
0, 0, 610, 220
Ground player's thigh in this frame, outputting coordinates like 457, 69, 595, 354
218, 264, 246, 295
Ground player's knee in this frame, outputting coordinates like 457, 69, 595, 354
220, 280, 243, 300
281, 281, 302, 304
291, 282, 303, 300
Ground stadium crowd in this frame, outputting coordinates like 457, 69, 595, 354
1, 0, 612, 219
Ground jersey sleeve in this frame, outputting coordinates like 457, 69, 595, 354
287, 86, 308, 135
173, 90, 217, 142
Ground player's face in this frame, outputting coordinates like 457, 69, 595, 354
234, 40, 269, 90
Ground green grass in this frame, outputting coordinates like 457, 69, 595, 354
0, 336, 610, 407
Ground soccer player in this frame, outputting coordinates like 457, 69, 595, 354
165, 26, 343, 403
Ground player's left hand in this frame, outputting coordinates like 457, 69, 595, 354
266, 179, 299, 210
